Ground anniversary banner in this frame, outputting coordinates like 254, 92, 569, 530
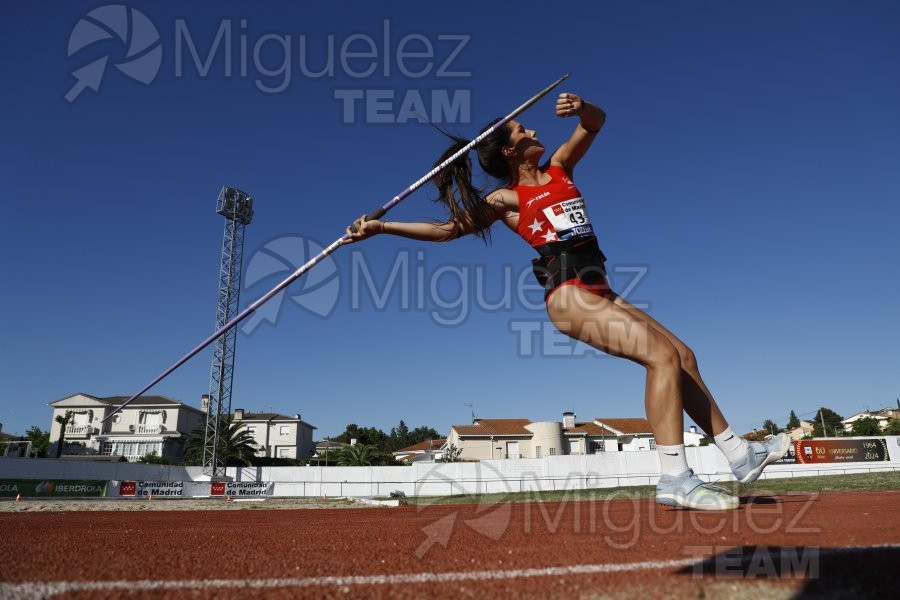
795, 438, 890, 464
0, 479, 108, 498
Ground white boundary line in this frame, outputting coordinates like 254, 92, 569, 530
3, 544, 898, 599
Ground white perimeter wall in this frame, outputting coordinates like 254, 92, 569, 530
2, 437, 899, 498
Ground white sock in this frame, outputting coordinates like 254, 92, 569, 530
714, 426, 750, 464
657, 444, 690, 476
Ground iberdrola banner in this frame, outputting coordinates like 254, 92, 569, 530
0, 479, 108, 498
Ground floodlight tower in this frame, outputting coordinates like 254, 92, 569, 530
203, 186, 254, 478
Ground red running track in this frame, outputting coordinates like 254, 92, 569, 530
1, 491, 899, 599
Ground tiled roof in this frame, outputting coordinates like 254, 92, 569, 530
236, 412, 303, 421
51, 394, 184, 406
395, 438, 447, 454
564, 422, 617, 436
452, 419, 532, 436
102, 395, 183, 406
234, 413, 317, 429
593, 418, 653, 434
314, 440, 350, 450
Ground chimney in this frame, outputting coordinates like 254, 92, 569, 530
350, 438, 357, 446
235, 408, 244, 420
689, 425, 697, 434
200, 394, 210, 413
293, 414, 301, 420
563, 412, 576, 429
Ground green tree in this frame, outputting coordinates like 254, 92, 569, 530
811, 407, 844, 438
333, 424, 387, 449
338, 444, 378, 466
885, 419, 900, 435
334, 422, 441, 453
385, 422, 442, 452
54, 411, 74, 458
762, 419, 780, 435
182, 416, 259, 466
389, 420, 411, 450
786, 410, 800, 430
25, 426, 51, 457
850, 417, 882, 437
410, 425, 442, 443
439, 444, 463, 463
137, 452, 172, 465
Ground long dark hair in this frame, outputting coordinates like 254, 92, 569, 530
431, 118, 513, 243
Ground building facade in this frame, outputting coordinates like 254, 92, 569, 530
232, 408, 316, 460
48, 395, 319, 463
841, 408, 897, 433
447, 414, 676, 460
48, 393, 205, 462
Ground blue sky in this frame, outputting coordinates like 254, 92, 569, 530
2, 0, 898, 440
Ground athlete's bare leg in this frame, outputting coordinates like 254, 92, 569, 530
545, 285, 686, 445
611, 295, 730, 437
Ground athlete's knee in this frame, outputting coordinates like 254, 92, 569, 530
645, 335, 681, 372
677, 344, 698, 373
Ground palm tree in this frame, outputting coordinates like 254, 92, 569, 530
338, 444, 377, 466
182, 416, 259, 466
54, 411, 74, 458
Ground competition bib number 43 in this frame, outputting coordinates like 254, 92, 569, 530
543, 198, 594, 240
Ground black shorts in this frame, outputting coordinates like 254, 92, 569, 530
531, 236, 614, 302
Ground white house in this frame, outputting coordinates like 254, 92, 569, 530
48, 393, 205, 462
841, 409, 896, 433
447, 413, 697, 460
232, 408, 316, 460
392, 438, 447, 463
786, 419, 815, 441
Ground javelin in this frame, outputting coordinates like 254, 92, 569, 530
103, 73, 570, 422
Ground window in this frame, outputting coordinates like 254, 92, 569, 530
590, 441, 605, 454
649, 438, 657, 450
140, 412, 161, 426
100, 442, 114, 455
535, 446, 542, 458
280, 425, 291, 435
278, 447, 292, 458
549, 448, 557, 456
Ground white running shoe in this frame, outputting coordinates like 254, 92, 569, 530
731, 433, 791, 484
656, 469, 739, 510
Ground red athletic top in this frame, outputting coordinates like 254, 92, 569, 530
512, 165, 595, 248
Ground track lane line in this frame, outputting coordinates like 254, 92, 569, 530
3, 544, 899, 599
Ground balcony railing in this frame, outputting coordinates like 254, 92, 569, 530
132, 424, 165, 435
64, 425, 93, 437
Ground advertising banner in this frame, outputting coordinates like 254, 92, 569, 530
111, 480, 272, 498
210, 481, 273, 497
117, 480, 186, 497
795, 438, 890, 464
0, 479, 107, 498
